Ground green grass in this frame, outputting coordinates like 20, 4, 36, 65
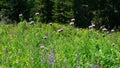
0, 21, 120, 68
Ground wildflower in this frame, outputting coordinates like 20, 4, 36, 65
35, 12, 39, 15
49, 54, 55, 64
71, 18, 75, 22
49, 22, 52, 25
40, 45, 45, 49
111, 29, 115, 32
102, 28, 107, 31
58, 28, 63, 32
29, 18, 32, 20
89, 25, 93, 29
30, 21, 34, 25
70, 22, 74, 25
92, 64, 99, 68
19, 13, 23, 17
91, 23, 95, 27
43, 35, 47, 39
89, 23, 95, 29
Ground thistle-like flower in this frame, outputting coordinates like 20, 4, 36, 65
58, 28, 63, 32
40, 45, 45, 49
70, 22, 74, 25
102, 28, 107, 31
19, 13, 23, 17
71, 18, 75, 22
30, 21, 34, 25
111, 29, 115, 32
35, 12, 39, 15
49, 22, 52, 25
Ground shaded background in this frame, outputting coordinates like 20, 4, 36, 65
0, 0, 120, 29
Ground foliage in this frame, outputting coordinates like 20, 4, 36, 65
1, 0, 120, 28
0, 22, 120, 68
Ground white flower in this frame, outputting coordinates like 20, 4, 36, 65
35, 12, 39, 15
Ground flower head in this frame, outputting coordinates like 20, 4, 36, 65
40, 45, 45, 49
89, 25, 93, 29
49, 54, 55, 64
30, 21, 34, 25
19, 13, 23, 17
35, 12, 39, 15
111, 29, 115, 32
102, 28, 107, 31
71, 18, 75, 22
70, 22, 74, 25
58, 28, 63, 32
49, 22, 52, 25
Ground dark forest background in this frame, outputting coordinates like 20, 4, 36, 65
0, 0, 120, 29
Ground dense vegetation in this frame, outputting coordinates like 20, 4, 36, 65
1, 0, 120, 28
0, 22, 120, 67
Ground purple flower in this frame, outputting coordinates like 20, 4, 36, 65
29, 18, 33, 21
49, 54, 55, 64
40, 45, 45, 49
49, 22, 52, 25
111, 29, 115, 32
19, 13, 23, 17
70, 22, 74, 25
91, 23, 95, 27
92, 65, 99, 68
89, 25, 93, 29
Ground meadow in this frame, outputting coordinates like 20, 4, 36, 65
0, 21, 120, 68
